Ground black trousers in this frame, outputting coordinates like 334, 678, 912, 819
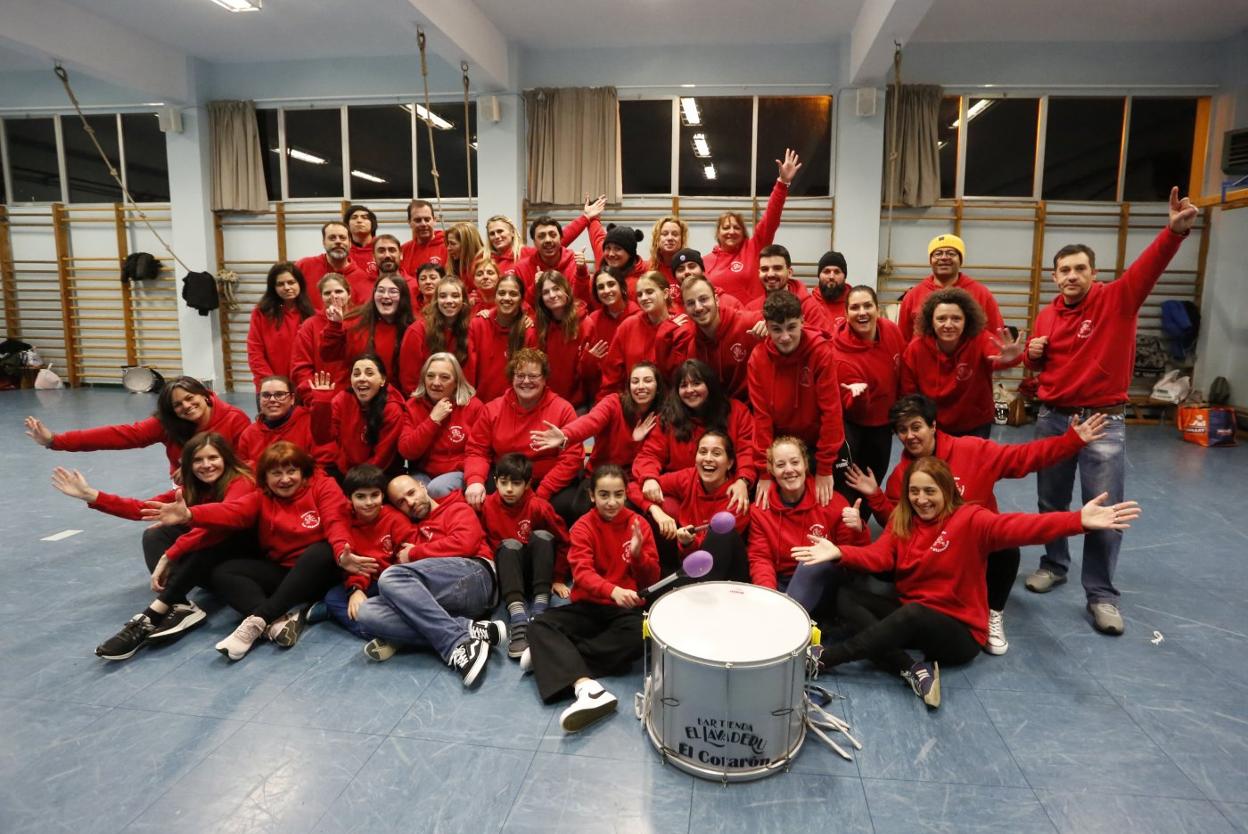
821, 585, 981, 674
142, 526, 259, 605
528, 601, 644, 703
987, 547, 1021, 611
494, 532, 556, 607
838, 422, 895, 512
209, 542, 342, 624
548, 477, 588, 529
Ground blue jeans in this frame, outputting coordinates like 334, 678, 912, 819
355, 557, 494, 661
1035, 406, 1127, 604
413, 471, 465, 499
325, 581, 379, 640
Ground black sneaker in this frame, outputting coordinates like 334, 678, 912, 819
507, 621, 529, 659
469, 619, 507, 648
902, 660, 941, 709
96, 614, 156, 661
148, 602, 207, 643
447, 639, 488, 688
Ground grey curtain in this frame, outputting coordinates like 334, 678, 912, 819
208, 100, 268, 213
525, 87, 620, 204
882, 84, 943, 207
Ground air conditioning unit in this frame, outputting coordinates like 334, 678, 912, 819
1223, 127, 1248, 175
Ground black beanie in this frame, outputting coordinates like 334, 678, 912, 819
671, 247, 704, 272
818, 250, 848, 277
343, 204, 378, 235
603, 224, 644, 259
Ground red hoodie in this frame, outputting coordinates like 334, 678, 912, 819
901, 332, 1019, 434
747, 328, 844, 476
309, 386, 406, 474
236, 406, 327, 467
897, 272, 1004, 343
743, 280, 836, 335
703, 179, 789, 303
399, 395, 484, 477
89, 475, 257, 561
513, 246, 582, 301
866, 427, 1086, 518
397, 317, 467, 397
189, 472, 351, 567
599, 311, 693, 396
247, 306, 307, 390
839, 505, 1084, 644
464, 312, 536, 404
629, 468, 750, 551
580, 301, 640, 402
294, 254, 368, 310
400, 229, 448, 276
348, 241, 377, 282
464, 389, 583, 500
567, 507, 660, 606
290, 314, 348, 404
832, 319, 905, 427
477, 489, 571, 582
319, 316, 404, 389
404, 491, 486, 562
811, 289, 849, 329
560, 393, 650, 473
343, 505, 413, 592
688, 305, 763, 400
1026, 228, 1186, 408
50, 393, 251, 477
632, 399, 756, 485
746, 481, 870, 588
537, 302, 591, 405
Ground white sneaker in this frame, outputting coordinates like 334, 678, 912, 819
519, 647, 533, 674
985, 609, 1009, 656
215, 615, 267, 661
559, 681, 618, 732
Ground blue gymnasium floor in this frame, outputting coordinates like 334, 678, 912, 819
2, 388, 1246, 834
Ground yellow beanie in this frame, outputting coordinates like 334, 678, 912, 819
928, 234, 965, 260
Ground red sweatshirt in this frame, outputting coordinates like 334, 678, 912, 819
294, 254, 368, 310
811, 291, 848, 329
236, 406, 328, 467
867, 427, 1086, 518
464, 312, 536, 404
492, 245, 533, 279
746, 481, 870, 588
343, 505, 413, 592
89, 475, 257, 561
688, 305, 763, 400
581, 301, 640, 403
742, 280, 836, 335
560, 393, 648, 472
599, 311, 693, 396
319, 317, 404, 389
309, 386, 406, 474
832, 319, 905, 427
405, 491, 486, 562
400, 229, 448, 276
477, 490, 571, 581
747, 328, 844, 476
513, 247, 583, 302
567, 508, 660, 606
901, 332, 1020, 434
1026, 228, 1186, 407
464, 389, 583, 500
703, 179, 789, 303
632, 399, 757, 484
839, 505, 1084, 644
290, 314, 348, 404
189, 473, 351, 567
630, 468, 750, 551
538, 303, 591, 405
247, 306, 306, 390
398, 318, 467, 397
348, 241, 377, 283
897, 272, 1005, 343
399, 395, 484, 477
50, 393, 251, 477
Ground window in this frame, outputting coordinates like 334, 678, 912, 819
963, 97, 1039, 197
256, 108, 281, 202
348, 105, 412, 200
4, 118, 61, 202
1042, 98, 1124, 201
121, 113, 170, 202
416, 102, 477, 199
756, 97, 831, 197
63, 114, 122, 203
938, 96, 960, 200
678, 97, 752, 197
1123, 97, 1197, 202
283, 108, 343, 199
620, 100, 672, 194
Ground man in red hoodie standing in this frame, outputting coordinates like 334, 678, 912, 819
295, 222, 368, 310
743, 244, 836, 335
400, 199, 448, 276
343, 204, 378, 279
1023, 187, 1197, 636
748, 291, 844, 510
680, 274, 761, 400
896, 234, 1004, 342
812, 250, 850, 327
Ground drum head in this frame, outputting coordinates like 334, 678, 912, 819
648, 581, 809, 664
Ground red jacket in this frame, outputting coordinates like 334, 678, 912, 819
477, 489, 571, 581
703, 179, 789, 303
89, 475, 257, 562
189, 473, 351, 567
1026, 228, 1186, 407
309, 386, 406, 474
867, 427, 1086, 518
399, 395, 484, 477
633, 399, 756, 485
290, 314, 348, 404
464, 389, 583, 500
742, 280, 836, 335
599, 311, 693, 396
560, 393, 648, 473
405, 491, 486, 561
398, 318, 467, 397
294, 254, 368, 310
630, 468, 750, 551
538, 303, 591, 405
840, 505, 1084, 644
832, 319, 905, 427
580, 301, 639, 402
400, 230, 448, 276
567, 508, 660, 606
50, 393, 251, 477
897, 272, 1004, 343
343, 505, 413, 592
247, 306, 306, 390
319, 317, 404, 389
811, 291, 848, 330
746, 481, 870, 588
901, 332, 1019, 434
236, 406, 327, 467
348, 242, 377, 283
747, 328, 844, 476
688, 305, 762, 400
465, 311, 537, 404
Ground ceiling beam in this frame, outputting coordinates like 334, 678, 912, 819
849, 0, 934, 86
405, 0, 512, 92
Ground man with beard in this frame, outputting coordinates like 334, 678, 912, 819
679, 275, 761, 401
372, 234, 415, 300
295, 222, 368, 310
811, 251, 849, 327
400, 199, 448, 276
896, 234, 1003, 342
742, 244, 836, 335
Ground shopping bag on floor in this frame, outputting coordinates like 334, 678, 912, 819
1177, 405, 1237, 447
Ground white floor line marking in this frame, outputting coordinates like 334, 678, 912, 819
41, 529, 83, 542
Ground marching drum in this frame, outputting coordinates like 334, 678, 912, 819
638, 581, 814, 782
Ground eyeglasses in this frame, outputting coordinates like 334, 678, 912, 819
375, 288, 402, 298
259, 391, 292, 401
513, 373, 544, 382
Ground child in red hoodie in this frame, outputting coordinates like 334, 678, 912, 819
524, 465, 659, 734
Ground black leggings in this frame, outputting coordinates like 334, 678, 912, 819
548, 478, 589, 529
821, 585, 981, 674
210, 542, 342, 624
839, 422, 894, 512
495, 532, 556, 606
987, 547, 1021, 611
142, 527, 259, 605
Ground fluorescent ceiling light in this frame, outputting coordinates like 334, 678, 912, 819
680, 84, 696, 89
691, 133, 711, 158
680, 97, 701, 127
951, 99, 993, 129
351, 169, 385, 184
271, 146, 327, 165
402, 103, 454, 131
703, 163, 717, 181
210, 0, 262, 12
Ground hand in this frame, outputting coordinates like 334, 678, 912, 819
574, 248, 588, 269
150, 555, 170, 593
631, 413, 658, 443
1167, 186, 1198, 235
726, 479, 750, 515
325, 303, 344, 323
583, 194, 607, 220
815, 474, 836, 506
754, 478, 772, 510
1081, 492, 1141, 531
587, 339, 609, 359
552, 581, 571, 599
776, 148, 802, 185
842, 498, 864, 531
396, 543, 415, 565
25, 416, 54, 447
338, 544, 379, 576
465, 482, 487, 510
988, 327, 1026, 364
1071, 412, 1108, 444
749, 320, 767, 339
140, 489, 191, 526
1027, 335, 1049, 361
844, 464, 878, 497
522, 314, 535, 329
51, 467, 98, 502
641, 479, 664, 505
429, 398, 454, 424
841, 382, 868, 399
347, 589, 367, 620
675, 525, 696, 546
649, 506, 678, 539
611, 585, 643, 608
791, 534, 842, 565
628, 518, 644, 560
530, 419, 568, 452
310, 370, 335, 391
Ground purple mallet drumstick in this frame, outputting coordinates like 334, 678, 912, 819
709, 511, 735, 535
683, 549, 713, 578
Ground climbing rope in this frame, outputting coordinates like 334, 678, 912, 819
462, 61, 474, 203
879, 42, 903, 279
416, 28, 445, 229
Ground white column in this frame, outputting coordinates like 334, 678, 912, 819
832, 91, 885, 289
474, 94, 525, 226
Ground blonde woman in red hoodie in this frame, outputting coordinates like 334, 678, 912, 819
399, 352, 483, 498
793, 456, 1138, 708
